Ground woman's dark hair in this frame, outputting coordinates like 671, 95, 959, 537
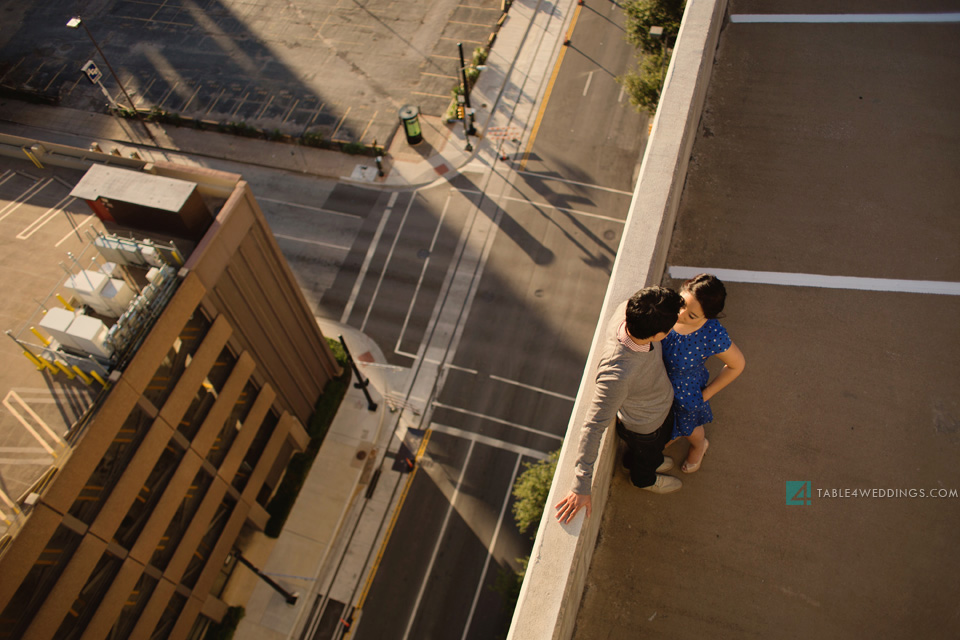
681, 273, 726, 319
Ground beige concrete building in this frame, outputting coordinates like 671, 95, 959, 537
0, 162, 341, 639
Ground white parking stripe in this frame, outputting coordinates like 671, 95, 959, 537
731, 13, 960, 23
668, 266, 960, 296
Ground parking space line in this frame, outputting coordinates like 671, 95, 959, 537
668, 266, 960, 296
0, 177, 52, 223
17, 195, 76, 240
3, 391, 62, 457
431, 402, 564, 441
731, 13, 960, 23
55, 214, 95, 247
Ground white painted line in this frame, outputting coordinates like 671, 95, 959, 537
430, 424, 550, 460
257, 196, 362, 219
461, 453, 523, 640
730, 13, 960, 23
17, 195, 76, 240
0, 178, 53, 222
431, 402, 564, 441
513, 170, 633, 195
444, 363, 478, 375
496, 194, 626, 223
395, 192, 452, 354
618, 84, 626, 104
394, 349, 418, 360
361, 194, 416, 332
55, 214, 95, 247
489, 375, 576, 402
582, 70, 594, 96
668, 266, 960, 296
272, 233, 350, 251
341, 194, 398, 324
0, 458, 54, 465
0, 447, 49, 453
3, 391, 59, 456
403, 440, 476, 640
0, 488, 18, 509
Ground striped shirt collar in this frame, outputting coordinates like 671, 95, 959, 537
618, 321, 652, 352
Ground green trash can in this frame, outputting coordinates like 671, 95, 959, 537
398, 105, 422, 145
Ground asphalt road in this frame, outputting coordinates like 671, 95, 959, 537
312, 4, 650, 639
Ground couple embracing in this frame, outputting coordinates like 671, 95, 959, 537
556, 275, 745, 523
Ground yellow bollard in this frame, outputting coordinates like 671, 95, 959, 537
30, 327, 51, 346
72, 366, 93, 385
90, 370, 111, 389
54, 361, 76, 379
23, 351, 47, 370
55, 295, 75, 312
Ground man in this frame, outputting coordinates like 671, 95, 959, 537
555, 286, 684, 523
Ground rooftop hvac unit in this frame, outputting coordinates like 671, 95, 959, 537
63, 269, 112, 316
100, 279, 135, 317
39, 307, 82, 351
66, 315, 113, 359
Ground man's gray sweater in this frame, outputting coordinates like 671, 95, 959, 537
572, 305, 674, 495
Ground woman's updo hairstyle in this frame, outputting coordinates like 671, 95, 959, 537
681, 273, 726, 319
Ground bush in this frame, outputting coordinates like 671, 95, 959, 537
203, 606, 244, 640
341, 141, 367, 155
473, 47, 488, 66
618, 50, 667, 115
511, 451, 559, 536
623, 0, 685, 54
263, 338, 352, 537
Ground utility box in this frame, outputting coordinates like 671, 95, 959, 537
398, 105, 423, 145
71, 165, 213, 241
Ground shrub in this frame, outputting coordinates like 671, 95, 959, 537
511, 451, 559, 536
203, 606, 244, 640
618, 50, 667, 115
623, 0, 685, 54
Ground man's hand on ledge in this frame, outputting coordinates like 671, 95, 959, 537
555, 491, 591, 523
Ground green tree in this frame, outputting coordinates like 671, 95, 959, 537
511, 451, 559, 536
618, 50, 667, 115
623, 0, 685, 54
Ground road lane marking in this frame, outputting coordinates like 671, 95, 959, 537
402, 440, 476, 640
361, 192, 416, 332
512, 170, 633, 195
461, 453, 523, 640
520, 3, 583, 169
430, 423, 551, 459
496, 194, 627, 223
489, 375, 576, 401
582, 70, 594, 96
731, 13, 960, 23
668, 266, 960, 296
431, 402, 564, 441
257, 196, 362, 219
342, 192, 399, 324
272, 233, 350, 250
444, 363, 478, 375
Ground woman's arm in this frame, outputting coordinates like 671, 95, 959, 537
702, 342, 745, 402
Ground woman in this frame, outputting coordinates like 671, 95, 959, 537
663, 274, 745, 473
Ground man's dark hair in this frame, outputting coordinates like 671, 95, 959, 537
625, 286, 684, 339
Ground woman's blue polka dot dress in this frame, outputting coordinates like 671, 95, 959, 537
662, 318, 731, 439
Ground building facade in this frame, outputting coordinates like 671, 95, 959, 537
0, 163, 340, 639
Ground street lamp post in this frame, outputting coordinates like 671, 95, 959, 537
67, 16, 156, 143
457, 42, 477, 138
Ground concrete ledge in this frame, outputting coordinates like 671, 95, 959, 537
506, 1, 728, 638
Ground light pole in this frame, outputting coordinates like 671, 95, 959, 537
66, 16, 156, 143
457, 42, 477, 138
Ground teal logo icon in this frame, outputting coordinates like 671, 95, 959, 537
786, 481, 812, 506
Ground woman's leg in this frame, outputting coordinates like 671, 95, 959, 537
683, 426, 708, 471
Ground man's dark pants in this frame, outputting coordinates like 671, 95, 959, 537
616, 407, 674, 488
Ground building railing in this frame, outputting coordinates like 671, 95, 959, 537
506, 1, 729, 637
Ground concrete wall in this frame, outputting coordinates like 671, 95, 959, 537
506, 1, 728, 638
